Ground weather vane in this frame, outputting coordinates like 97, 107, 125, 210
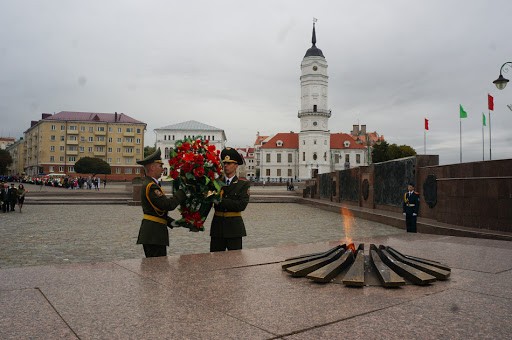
313, 17, 318, 23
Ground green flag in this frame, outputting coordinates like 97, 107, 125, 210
459, 104, 468, 118
482, 113, 486, 126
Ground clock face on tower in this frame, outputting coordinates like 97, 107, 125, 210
313, 121, 318, 126
313, 66, 318, 71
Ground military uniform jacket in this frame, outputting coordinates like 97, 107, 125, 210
210, 176, 250, 238
136, 177, 183, 246
403, 191, 420, 215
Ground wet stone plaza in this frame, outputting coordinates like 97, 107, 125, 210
0, 201, 403, 268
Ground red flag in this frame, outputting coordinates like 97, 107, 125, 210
488, 94, 494, 111
424, 118, 429, 130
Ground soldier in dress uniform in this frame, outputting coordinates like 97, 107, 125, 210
402, 182, 420, 233
210, 147, 250, 252
136, 148, 186, 257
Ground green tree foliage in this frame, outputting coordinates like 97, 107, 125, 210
0, 149, 13, 175
144, 146, 156, 158
74, 157, 111, 174
371, 140, 416, 163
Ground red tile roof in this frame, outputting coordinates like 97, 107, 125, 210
43, 111, 145, 124
254, 135, 269, 146
331, 133, 367, 149
260, 133, 299, 149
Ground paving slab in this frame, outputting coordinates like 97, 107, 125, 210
284, 289, 512, 339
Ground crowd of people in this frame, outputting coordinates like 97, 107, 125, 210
0, 175, 107, 190
0, 182, 27, 213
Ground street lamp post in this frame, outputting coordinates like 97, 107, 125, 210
492, 62, 512, 90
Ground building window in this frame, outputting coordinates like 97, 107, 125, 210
303, 140, 305, 145
164, 135, 167, 141
116, 158, 121, 164
80, 146, 84, 153
314, 140, 317, 145
266, 154, 270, 162
49, 166, 54, 172
97, 136, 105, 141
88, 137, 93, 142
288, 153, 292, 163
59, 166, 64, 172
80, 136, 85, 142
136, 128, 141, 133
108, 147, 112, 153
88, 147, 93, 152
68, 166, 74, 172
69, 125, 77, 130
277, 169, 281, 176
266, 169, 270, 176
345, 154, 350, 163
61, 125, 65, 130
212, 135, 215, 141
288, 169, 292, 176
97, 126, 105, 132
50, 135, 56, 141
313, 104, 317, 112
116, 167, 121, 174
136, 138, 141, 144
59, 156, 64, 162
50, 156, 55, 162
51, 125, 56, 130
303, 152, 305, 161
117, 148, 121, 153
124, 147, 133, 153
125, 158, 132, 164
60, 136, 65, 141
356, 154, 361, 164
313, 153, 317, 161
69, 135, 77, 141
89, 127, 94, 132
108, 127, 112, 132
335, 154, 340, 164
277, 154, 281, 163
50, 146, 55, 152
125, 168, 132, 174
108, 137, 113, 142
60, 146, 64, 151
68, 156, 76, 162
135, 168, 141, 174
126, 127, 133, 133
80, 126, 86, 132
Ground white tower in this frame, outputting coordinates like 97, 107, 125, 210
298, 23, 331, 179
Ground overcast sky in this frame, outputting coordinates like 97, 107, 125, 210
1, 0, 511, 165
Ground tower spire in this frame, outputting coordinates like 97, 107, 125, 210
312, 18, 317, 46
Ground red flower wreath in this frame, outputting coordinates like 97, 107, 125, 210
168, 138, 223, 231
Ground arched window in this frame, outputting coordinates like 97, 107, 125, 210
164, 147, 169, 159
313, 105, 317, 112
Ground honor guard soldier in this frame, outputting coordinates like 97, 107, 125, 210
136, 148, 186, 257
403, 182, 420, 233
210, 147, 250, 252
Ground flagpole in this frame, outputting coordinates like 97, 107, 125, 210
489, 109, 492, 161
424, 130, 426, 155
482, 116, 485, 161
459, 118, 462, 163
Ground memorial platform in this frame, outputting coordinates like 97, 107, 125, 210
1, 233, 511, 339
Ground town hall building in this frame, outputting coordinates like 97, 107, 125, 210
258, 23, 382, 182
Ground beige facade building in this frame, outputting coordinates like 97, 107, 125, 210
22, 111, 146, 180
5, 138, 25, 176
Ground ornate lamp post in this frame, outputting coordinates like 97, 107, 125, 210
492, 62, 512, 90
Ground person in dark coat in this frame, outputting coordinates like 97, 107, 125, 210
210, 147, 250, 252
8, 183, 18, 212
403, 182, 420, 233
136, 148, 186, 258
0, 183, 8, 213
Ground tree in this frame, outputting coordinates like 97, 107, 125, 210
144, 146, 156, 158
0, 149, 13, 175
371, 140, 416, 163
74, 157, 111, 175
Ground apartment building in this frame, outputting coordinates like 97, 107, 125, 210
23, 111, 146, 180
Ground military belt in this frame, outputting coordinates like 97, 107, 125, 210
143, 214, 167, 225
406, 204, 416, 207
214, 211, 242, 217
